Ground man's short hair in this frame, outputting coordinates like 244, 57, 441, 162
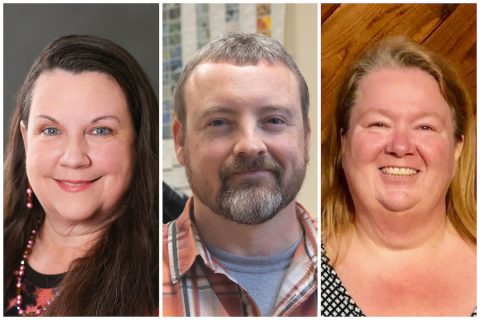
173, 32, 309, 126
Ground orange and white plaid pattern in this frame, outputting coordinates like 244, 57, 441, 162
162, 198, 318, 316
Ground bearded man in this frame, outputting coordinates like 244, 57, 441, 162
162, 32, 317, 317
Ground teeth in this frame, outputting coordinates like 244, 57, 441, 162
62, 181, 88, 187
381, 167, 418, 176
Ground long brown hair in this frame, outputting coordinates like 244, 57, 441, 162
322, 37, 476, 245
4, 35, 159, 315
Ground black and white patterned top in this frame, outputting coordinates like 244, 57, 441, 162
321, 243, 364, 316
321, 243, 476, 317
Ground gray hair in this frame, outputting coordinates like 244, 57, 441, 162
173, 32, 309, 126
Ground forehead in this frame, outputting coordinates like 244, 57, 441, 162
352, 67, 451, 119
183, 61, 301, 117
30, 69, 128, 116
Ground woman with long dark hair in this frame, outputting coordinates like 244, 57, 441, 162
4, 35, 158, 316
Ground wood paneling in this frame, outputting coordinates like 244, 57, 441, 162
321, 4, 340, 23
321, 4, 476, 143
423, 4, 476, 105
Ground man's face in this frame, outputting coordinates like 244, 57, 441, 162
173, 61, 310, 225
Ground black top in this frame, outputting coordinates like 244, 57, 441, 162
321, 243, 476, 317
4, 263, 63, 316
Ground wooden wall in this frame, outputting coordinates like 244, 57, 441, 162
321, 3, 476, 143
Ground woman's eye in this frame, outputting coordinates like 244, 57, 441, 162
418, 125, 434, 131
42, 127, 60, 136
368, 122, 386, 128
91, 127, 112, 135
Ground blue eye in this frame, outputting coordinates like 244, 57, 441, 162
91, 127, 112, 135
42, 127, 59, 136
266, 117, 285, 125
418, 125, 434, 131
208, 119, 227, 127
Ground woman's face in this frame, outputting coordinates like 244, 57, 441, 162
21, 69, 135, 225
341, 67, 463, 215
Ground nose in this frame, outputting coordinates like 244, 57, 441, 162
233, 124, 267, 158
59, 136, 91, 168
385, 128, 415, 157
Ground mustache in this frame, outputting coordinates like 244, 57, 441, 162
219, 156, 283, 180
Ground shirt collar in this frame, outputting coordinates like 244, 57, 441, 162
168, 198, 318, 284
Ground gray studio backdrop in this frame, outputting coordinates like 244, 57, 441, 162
4, 3, 159, 145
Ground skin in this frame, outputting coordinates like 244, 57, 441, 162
173, 61, 310, 256
331, 67, 475, 316
21, 69, 135, 274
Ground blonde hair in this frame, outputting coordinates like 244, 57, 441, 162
322, 37, 476, 244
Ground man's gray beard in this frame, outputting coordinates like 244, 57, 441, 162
218, 179, 284, 225
185, 154, 307, 226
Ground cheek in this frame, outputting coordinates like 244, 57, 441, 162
268, 135, 305, 167
417, 136, 456, 169
91, 142, 135, 177
186, 138, 226, 174
344, 132, 385, 167
25, 141, 61, 177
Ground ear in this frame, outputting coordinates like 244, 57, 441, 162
20, 120, 28, 152
305, 117, 311, 160
172, 117, 186, 166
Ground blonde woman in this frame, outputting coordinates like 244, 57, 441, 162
321, 37, 476, 316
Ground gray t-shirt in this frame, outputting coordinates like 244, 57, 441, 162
207, 238, 302, 316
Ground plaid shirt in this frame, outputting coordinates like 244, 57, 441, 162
162, 198, 318, 316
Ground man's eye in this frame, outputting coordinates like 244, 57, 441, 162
91, 127, 112, 135
266, 117, 285, 125
42, 127, 59, 136
208, 119, 227, 127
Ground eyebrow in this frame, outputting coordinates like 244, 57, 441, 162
199, 106, 238, 119
35, 114, 119, 124
358, 108, 445, 119
35, 114, 58, 123
90, 115, 120, 123
259, 105, 295, 118
199, 105, 295, 119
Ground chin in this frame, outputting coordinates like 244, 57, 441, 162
47, 206, 103, 223
379, 201, 418, 213
377, 194, 419, 212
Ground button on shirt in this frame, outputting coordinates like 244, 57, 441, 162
162, 198, 318, 316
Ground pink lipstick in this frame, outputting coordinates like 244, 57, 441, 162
54, 178, 99, 193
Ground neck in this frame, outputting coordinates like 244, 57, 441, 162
353, 202, 449, 252
29, 214, 110, 274
193, 198, 303, 256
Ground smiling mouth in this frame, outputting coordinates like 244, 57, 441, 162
380, 167, 419, 177
54, 177, 101, 192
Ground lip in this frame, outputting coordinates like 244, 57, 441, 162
231, 170, 272, 178
54, 177, 100, 193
